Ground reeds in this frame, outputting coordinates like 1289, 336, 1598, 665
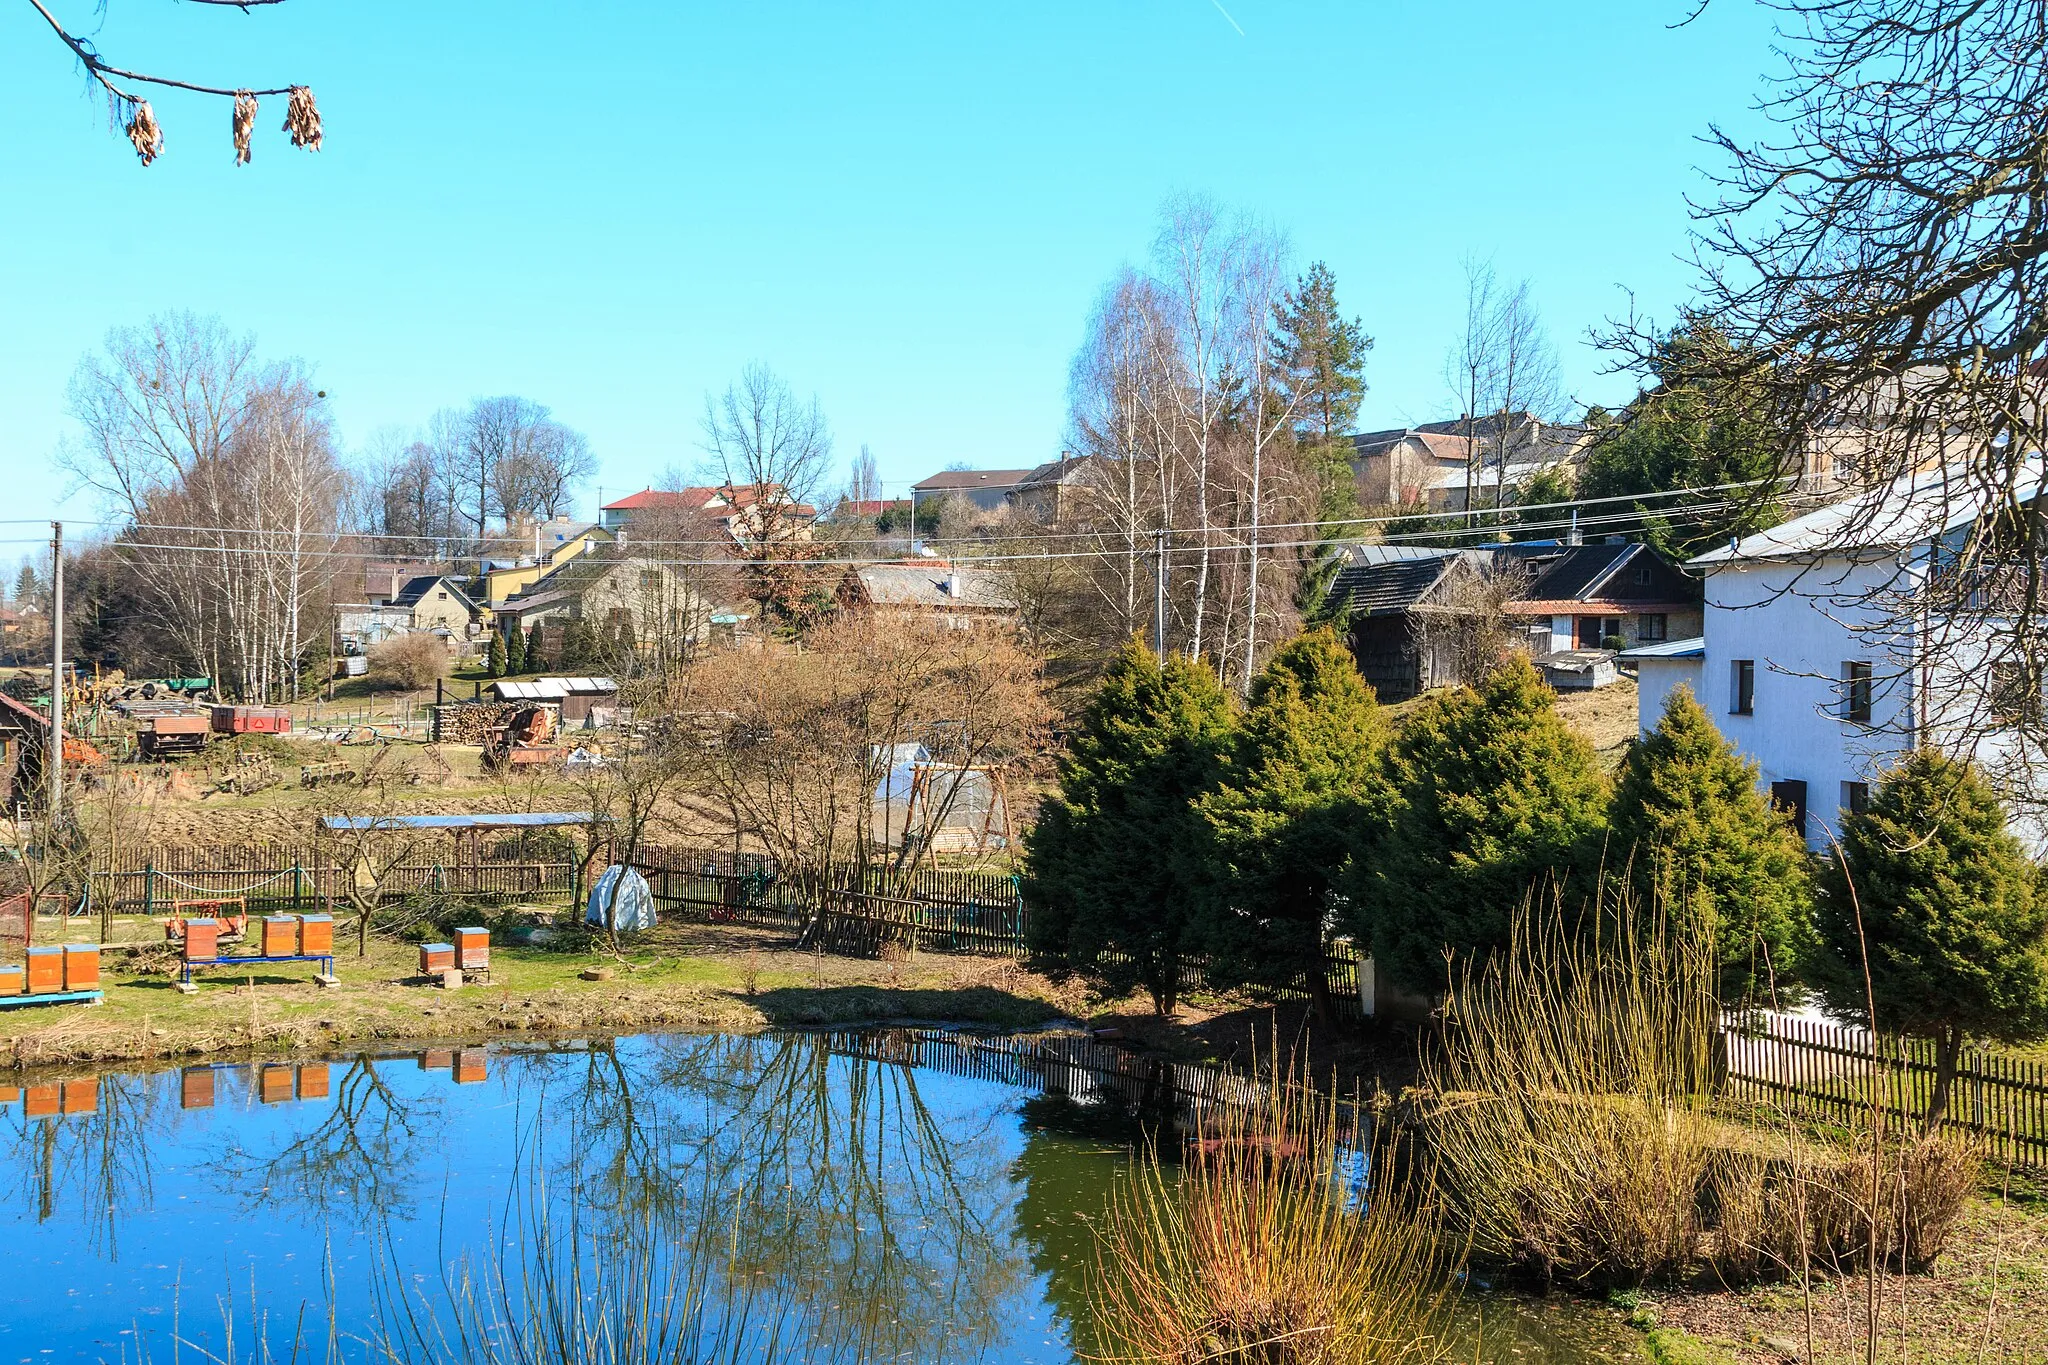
1088, 1060, 1456, 1365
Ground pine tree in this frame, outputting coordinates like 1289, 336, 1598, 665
1022, 639, 1236, 1014
1197, 629, 1389, 1018
504, 621, 527, 676
485, 630, 506, 679
1815, 749, 2048, 1125
1354, 655, 1607, 994
12, 562, 40, 606
526, 622, 549, 674
558, 618, 600, 671
1272, 262, 1371, 624
1610, 684, 1815, 1002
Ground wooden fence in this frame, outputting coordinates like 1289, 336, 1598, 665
1721, 1010, 2048, 1169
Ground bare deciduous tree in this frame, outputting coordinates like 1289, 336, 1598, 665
698, 363, 834, 625
1445, 257, 1562, 521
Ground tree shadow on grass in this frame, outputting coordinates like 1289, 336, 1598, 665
750, 983, 1064, 1031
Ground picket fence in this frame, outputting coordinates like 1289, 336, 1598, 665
1722, 1010, 2048, 1170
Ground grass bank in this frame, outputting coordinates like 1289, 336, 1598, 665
0, 921, 1084, 1068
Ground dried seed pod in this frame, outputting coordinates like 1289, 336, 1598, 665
126, 99, 164, 166
282, 86, 323, 152
232, 92, 258, 166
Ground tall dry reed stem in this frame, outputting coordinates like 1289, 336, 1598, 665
1421, 896, 1719, 1289
1089, 1060, 1456, 1365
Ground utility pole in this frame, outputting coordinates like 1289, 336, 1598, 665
1152, 527, 1167, 656
47, 521, 63, 819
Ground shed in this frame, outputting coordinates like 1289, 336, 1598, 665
1533, 648, 1619, 691
487, 676, 620, 724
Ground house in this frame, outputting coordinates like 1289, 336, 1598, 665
0, 691, 48, 810
482, 520, 614, 607
497, 547, 719, 651
599, 486, 818, 543
335, 575, 488, 651
1006, 455, 1104, 524
1349, 413, 1591, 511
1618, 460, 2048, 851
910, 469, 1036, 513
1324, 540, 1701, 702
835, 562, 1018, 628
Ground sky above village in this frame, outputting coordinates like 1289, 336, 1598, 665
0, 0, 1778, 544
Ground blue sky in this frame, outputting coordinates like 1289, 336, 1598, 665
1, 0, 1777, 532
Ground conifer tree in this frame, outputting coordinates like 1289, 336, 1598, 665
485, 629, 506, 679
1815, 749, 2048, 1125
526, 622, 549, 673
1610, 684, 1815, 1002
1198, 629, 1388, 1018
559, 618, 599, 671
1272, 261, 1372, 624
504, 621, 526, 676
1354, 655, 1606, 994
1023, 639, 1236, 1014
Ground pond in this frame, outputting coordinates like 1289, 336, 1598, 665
0, 1029, 1649, 1363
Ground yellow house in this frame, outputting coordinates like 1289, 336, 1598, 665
483, 520, 615, 607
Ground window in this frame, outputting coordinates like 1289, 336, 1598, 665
1990, 662, 2042, 725
1770, 780, 1809, 842
1633, 565, 1654, 586
1731, 659, 1755, 715
1841, 781, 1869, 817
638, 570, 661, 591
1842, 662, 1873, 724
1638, 613, 1668, 642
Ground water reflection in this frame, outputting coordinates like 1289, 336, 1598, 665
0, 1030, 1649, 1364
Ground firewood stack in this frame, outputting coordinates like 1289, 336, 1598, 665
430, 702, 530, 745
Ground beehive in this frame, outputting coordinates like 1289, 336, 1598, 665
419, 943, 455, 975
296, 913, 334, 955
0, 965, 22, 997
25, 947, 63, 994
454, 927, 490, 971
62, 944, 100, 991
180, 1068, 216, 1110
297, 1063, 330, 1100
454, 1050, 487, 1084
60, 1079, 97, 1115
262, 916, 299, 957
259, 1064, 294, 1104
0, 1085, 19, 1103
421, 1048, 454, 1070
23, 1083, 59, 1117
183, 919, 221, 962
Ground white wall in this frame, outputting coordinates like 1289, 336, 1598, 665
1703, 554, 1917, 849
1634, 656, 1703, 736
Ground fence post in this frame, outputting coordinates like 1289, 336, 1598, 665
144, 859, 155, 919
293, 861, 304, 912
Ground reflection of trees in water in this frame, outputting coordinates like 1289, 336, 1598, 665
490, 1032, 1036, 1364
251, 1056, 446, 1220
2, 1072, 160, 1260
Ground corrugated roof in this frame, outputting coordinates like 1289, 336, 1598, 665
851, 564, 1018, 610
320, 812, 601, 831
911, 469, 1034, 492
1520, 543, 1635, 601
1617, 636, 1706, 660
1691, 459, 2047, 565
489, 676, 618, 700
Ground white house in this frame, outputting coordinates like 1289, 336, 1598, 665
1620, 461, 2048, 852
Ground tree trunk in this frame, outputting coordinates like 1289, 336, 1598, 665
1924, 1025, 1964, 1131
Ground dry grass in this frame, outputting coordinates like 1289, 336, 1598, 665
1089, 1061, 1456, 1365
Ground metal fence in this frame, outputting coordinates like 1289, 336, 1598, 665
1722, 1010, 2048, 1169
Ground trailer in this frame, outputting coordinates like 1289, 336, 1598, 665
137, 712, 210, 760
211, 705, 292, 736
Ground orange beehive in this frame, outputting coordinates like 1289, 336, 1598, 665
183, 919, 221, 962
180, 1068, 216, 1110
259, 1064, 294, 1104
0, 965, 22, 997
296, 913, 334, 955
23, 1083, 59, 1117
60, 1079, 97, 1115
62, 944, 100, 991
262, 916, 299, 957
420, 1048, 453, 1070
454, 1049, 487, 1084
25, 948, 63, 994
454, 927, 489, 971
419, 943, 455, 974
0, 1085, 19, 1104
297, 1063, 330, 1100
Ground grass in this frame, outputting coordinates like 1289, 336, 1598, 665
0, 920, 1083, 1068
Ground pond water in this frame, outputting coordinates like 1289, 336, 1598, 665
0, 1030, 1648, 1364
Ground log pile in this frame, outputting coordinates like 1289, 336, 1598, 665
430, 702, 527, 745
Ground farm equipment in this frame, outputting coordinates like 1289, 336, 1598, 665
136, 711, 211, 760
210, 705, 291, 736
163, 897, 249, 943
481, 706, 564, 771
299, 760, 356, 788
211, 750, 280, 795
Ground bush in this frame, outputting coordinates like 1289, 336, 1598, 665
367, 633, 450, 692
1609, 683, 1816, 1003
1354, 655, 1606, 995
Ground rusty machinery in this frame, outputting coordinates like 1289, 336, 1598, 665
481, 705, 563, 771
